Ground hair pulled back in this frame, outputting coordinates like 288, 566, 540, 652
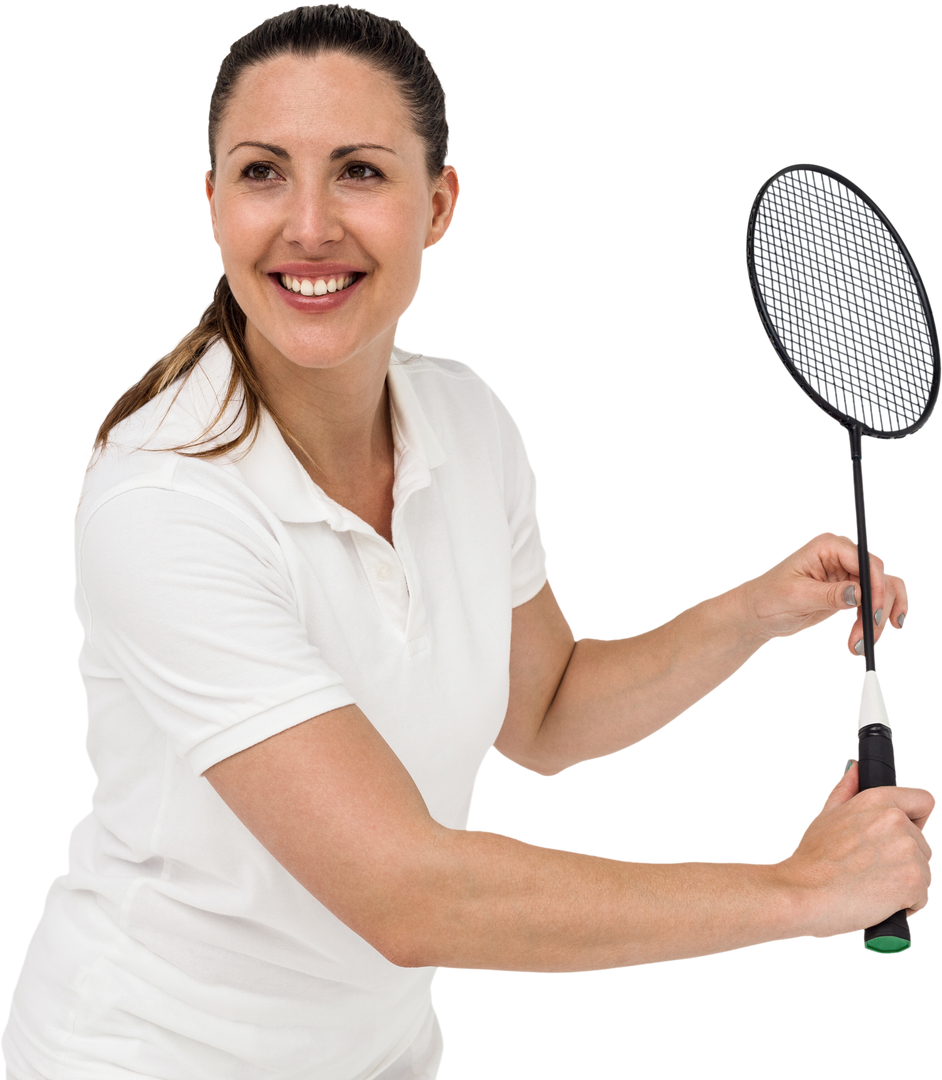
95, 5, 448, 457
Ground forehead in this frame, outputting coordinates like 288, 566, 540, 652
219, 51, 415, 154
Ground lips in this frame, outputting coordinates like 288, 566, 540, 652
266, 265, 365, 312
277, 272, 359, 296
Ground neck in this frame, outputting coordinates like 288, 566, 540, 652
247, 330, 393, 478
271, 364, 393, 484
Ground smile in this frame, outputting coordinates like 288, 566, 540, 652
278, 273, 359, 296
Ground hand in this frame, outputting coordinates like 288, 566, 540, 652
742, 533, 908, 654
779, 762, 933, 938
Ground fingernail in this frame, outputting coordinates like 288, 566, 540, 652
854, 639, 865, 655
843, 585, 857, 606
874, 608, 883, 626
898, 613, 906, 628
845, 759, 855, 774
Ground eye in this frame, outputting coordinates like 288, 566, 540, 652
240, 162, 278, 183
342, 162, 381, 180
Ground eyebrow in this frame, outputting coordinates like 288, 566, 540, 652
226, 141, 398, 160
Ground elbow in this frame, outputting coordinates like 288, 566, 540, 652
378, 898, 427, 967
374, 933, 436, 969
528, 753, 574, 776
352, 843, 502, 969
339, 860, 453, 969
371, 902, 429, 972
524, 758, 568, 777
496, 743, 561, 777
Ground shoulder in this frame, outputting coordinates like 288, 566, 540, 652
390, 347, 492, 402
79, 341, 262, 527
390, 347, 479, 379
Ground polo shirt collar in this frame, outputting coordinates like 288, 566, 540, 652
189, 341, 445, 527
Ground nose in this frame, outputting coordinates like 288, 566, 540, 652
281, 185, 345, 250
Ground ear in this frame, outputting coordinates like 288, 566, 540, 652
202, 165, 217, 216
199, 166, 220, 263
424, 166, 459, 249
205, 171, 220, 244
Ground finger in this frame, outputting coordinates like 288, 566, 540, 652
845, 565, 905, 654
903, 864, 933, 915
858, 784, 936, 832
886, 574, 909, 631
866, 551, 886, 639
846, 609, 859, 656
855, 574, 903, 648
829, 760, 855, 803
840, 583, 864, 656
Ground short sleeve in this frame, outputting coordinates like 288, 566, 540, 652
77, 485, 356, 775
490, 394, 547, 607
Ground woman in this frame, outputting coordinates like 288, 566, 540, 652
3, 6, 932, 1080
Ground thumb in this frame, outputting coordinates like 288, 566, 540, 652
816, 579, 859, 612
823, 760, 859, 810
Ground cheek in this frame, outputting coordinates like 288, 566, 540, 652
353, 196, 399, 236
374, 199, 431, 283
350, 205, 425, 324
216, 200, 277, 268
213, 205, 261, 266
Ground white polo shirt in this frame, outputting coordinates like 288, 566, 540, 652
4, 342, 546, 1080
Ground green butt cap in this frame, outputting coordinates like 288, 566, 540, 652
859, 933, 911, 959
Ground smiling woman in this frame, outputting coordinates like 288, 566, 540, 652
6, 6, 475, 1080
201, 49, 457, 538
2, 5, 933, 1080
73, 2, 460, 501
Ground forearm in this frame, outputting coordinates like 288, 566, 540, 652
380, 825, 802, 970
526, 585, 766, 773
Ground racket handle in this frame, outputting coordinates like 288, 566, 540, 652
857, 723, 911, 953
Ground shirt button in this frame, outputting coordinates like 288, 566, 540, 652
376, 563, 392, 581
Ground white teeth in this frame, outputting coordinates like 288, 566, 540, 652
280, 273, 357, 295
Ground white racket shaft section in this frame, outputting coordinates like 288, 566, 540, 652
855, 665, 894, 734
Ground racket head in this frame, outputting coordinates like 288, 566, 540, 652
747, 164, 940, 438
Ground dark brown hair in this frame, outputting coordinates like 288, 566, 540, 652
95, 5, 448, 457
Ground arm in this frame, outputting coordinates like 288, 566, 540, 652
205, 706, 932, 971
494, 579, 763, 775
206, 704, 808, 976
496, 533, 908, 775
414, 816, 803, 972
202, 531, 923, 972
